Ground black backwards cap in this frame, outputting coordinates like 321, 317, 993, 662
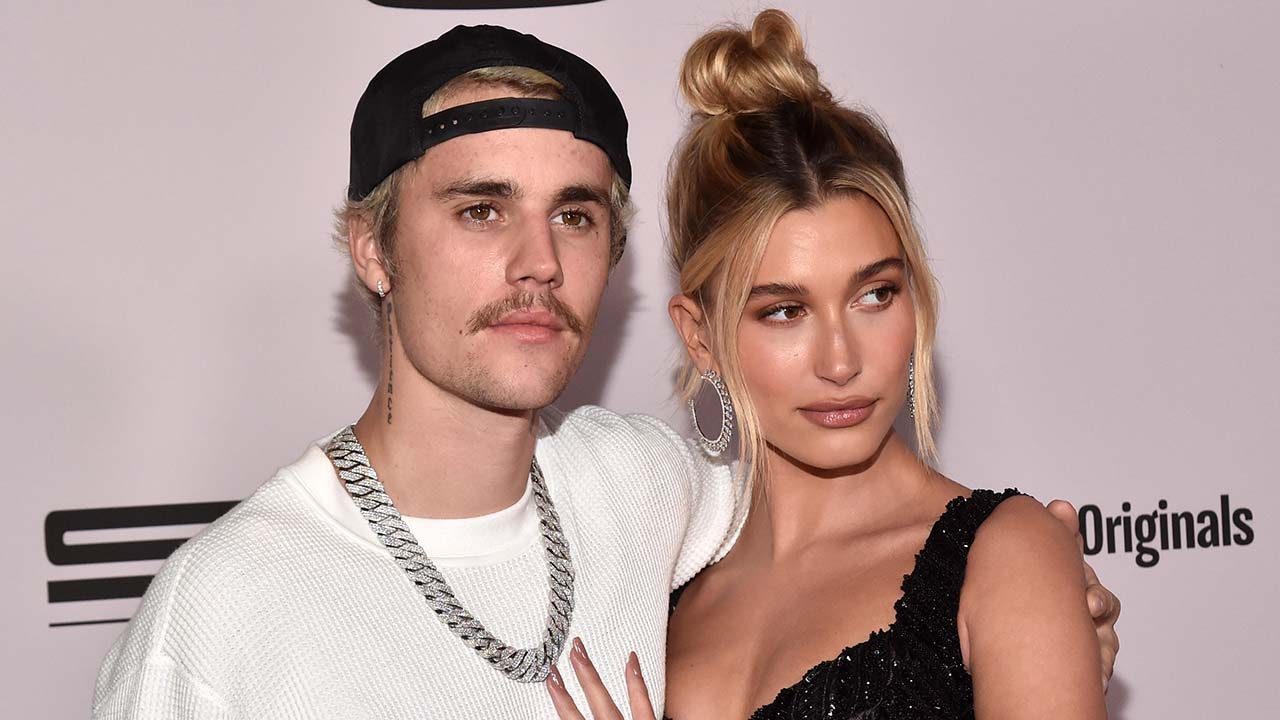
348, 24, 631, 201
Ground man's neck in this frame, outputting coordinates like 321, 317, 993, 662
350, 379, 538, 520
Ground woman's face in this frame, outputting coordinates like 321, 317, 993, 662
737, 194, 916, 472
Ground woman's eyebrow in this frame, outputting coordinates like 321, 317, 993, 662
748, 258, 903, 300
847, 257, 904, 289
748, 281, 807, 299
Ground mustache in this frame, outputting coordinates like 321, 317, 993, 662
465, 291, 586, 335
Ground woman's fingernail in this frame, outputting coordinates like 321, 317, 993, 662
572, 636, 588, 661
628, 651, 642, 678
548, 665, 564, 689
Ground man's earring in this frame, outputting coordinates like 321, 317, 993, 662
690, 368, 734, 456
377, 279, 386, 299
907, 355, 916, 420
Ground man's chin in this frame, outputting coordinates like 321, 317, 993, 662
464, 372, 577, 413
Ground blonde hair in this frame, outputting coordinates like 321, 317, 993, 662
333, 66, 634, 313
668, 9, 941, 493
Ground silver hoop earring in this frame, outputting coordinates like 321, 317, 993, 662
377, 279, 386, 299
690, 368, 734, 457
907, 355, 916, 420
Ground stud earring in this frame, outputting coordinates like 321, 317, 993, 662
377, 279, 386, 299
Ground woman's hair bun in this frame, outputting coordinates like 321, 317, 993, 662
679, 9, 832, 117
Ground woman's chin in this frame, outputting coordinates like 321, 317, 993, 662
769, 436, 893, 477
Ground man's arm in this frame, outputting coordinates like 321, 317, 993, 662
94, 652, 230, 720
619, 413, 746, 589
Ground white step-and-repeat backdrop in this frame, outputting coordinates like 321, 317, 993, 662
3, 1, 1275, 717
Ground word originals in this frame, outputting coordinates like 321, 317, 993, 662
1078, 495, 1254, 568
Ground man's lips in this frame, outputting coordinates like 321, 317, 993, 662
487, 310, 566, 343
798, 397, 878, 428
491, 310, 566, 331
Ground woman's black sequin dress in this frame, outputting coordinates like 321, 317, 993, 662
666, 489, 1022, 720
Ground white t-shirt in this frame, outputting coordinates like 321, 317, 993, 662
92, 405, 745, 719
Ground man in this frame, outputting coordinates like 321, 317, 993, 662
93, 24, 1118, 718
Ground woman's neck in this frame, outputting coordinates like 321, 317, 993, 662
735, 432, 936, 563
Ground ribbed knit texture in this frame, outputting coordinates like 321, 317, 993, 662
92, 405, 744, 719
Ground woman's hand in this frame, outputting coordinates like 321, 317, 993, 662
1047, 499, 1122, 691
546, 637, 657, 720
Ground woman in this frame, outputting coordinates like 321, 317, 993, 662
549, 9, 1109, 719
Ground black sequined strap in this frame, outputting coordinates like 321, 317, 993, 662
893, 488, 1023, 650
669, 582, 689, 618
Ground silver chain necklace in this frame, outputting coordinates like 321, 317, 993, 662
325, 425, 575, 683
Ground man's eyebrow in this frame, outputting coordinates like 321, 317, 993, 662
552, 184, 610, 207
432, 178, 520, 200
748, 258, 905, 300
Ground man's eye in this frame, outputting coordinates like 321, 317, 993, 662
553, 209, 591, 228
464, 205, 496, 222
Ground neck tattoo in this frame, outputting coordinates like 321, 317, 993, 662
325, 426, 576, 682
385, 301, 394, 425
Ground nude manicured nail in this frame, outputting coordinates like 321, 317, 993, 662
548, 665, 565, 689
572, 636, 588, 661
628, 651, 642, 678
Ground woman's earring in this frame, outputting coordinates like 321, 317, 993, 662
377, 279, 386, 299
690, 368, 734, 456
907, 355, 916, 420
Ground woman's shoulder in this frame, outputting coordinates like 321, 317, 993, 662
953, 491, 1108, 717
911, 480, 1025, 551
957, 488, 1088, 625
916, 477, 1060, 555
966, 492, 1077, 570
917, 483, 1083, 621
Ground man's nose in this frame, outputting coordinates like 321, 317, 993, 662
506, 220, 563, 290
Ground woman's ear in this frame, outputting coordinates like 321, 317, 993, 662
668, 294, 714, 370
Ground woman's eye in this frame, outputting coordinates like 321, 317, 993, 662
552, 209, 591, 228
762, 304, 804, 322
463, 205, 496, 223
860, 286, 896, 306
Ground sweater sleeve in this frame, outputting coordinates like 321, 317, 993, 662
623, 414, 748, 590
93, 651, 230, 720
92, 528, 232, 720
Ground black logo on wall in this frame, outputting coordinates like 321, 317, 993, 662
1078, 495, 1255, 568
367, 1, 603, 8
45, 501, 237, 627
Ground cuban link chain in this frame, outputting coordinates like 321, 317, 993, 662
325, 426, 575, 682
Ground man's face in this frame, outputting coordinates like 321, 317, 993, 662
390, 85, 614, 412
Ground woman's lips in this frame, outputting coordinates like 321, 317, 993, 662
798, 399, 877, 428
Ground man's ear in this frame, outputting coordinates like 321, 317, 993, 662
348, 213, 388, 295
668, 294, 715, 370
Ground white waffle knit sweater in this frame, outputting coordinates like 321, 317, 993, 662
92, 405, 744, 719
